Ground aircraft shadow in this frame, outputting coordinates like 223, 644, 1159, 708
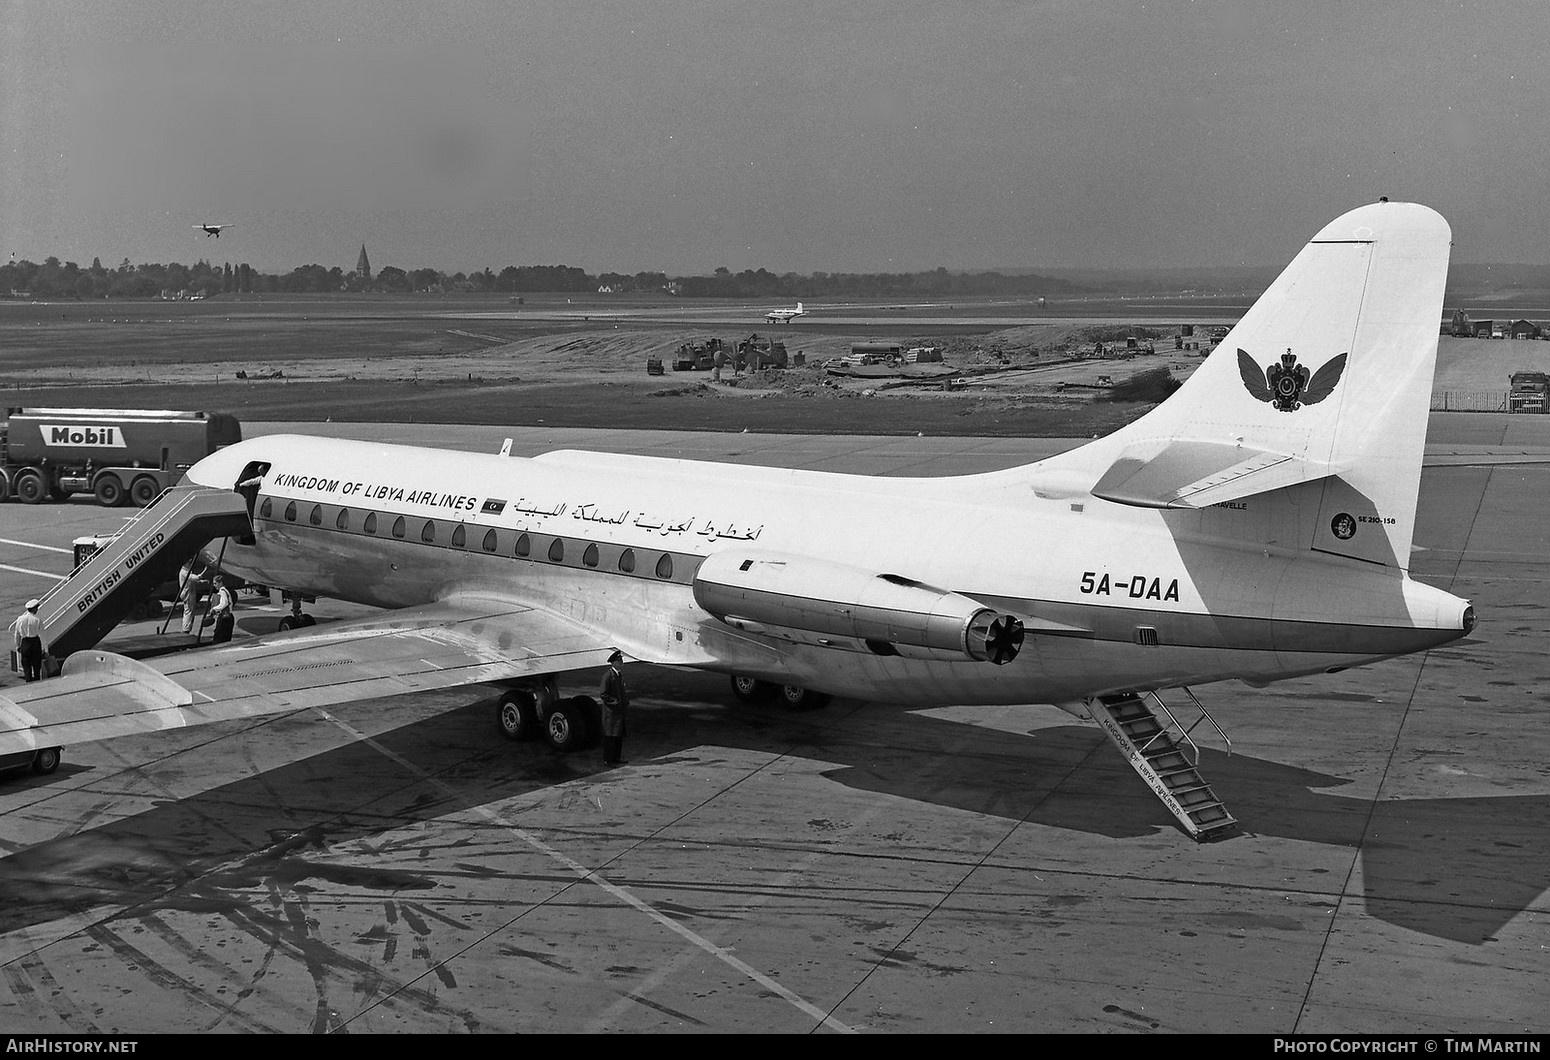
0, 669, 1540, 949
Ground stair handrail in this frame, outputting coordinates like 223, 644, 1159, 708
1144, 688, 1232, 768
1178, 686, 1232, 757
1143, 691, 1202, 766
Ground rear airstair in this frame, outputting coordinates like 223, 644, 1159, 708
1092, 690, 1237, 841
34, 485, 252, 659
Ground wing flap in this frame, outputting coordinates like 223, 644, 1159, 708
0, 596, 616, 754
1091, 439, 1335, 509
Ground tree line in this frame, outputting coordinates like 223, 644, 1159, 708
1, 255, 1082, 301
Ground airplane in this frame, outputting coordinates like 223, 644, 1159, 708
0, 201, 1473, 839
194, 223, 234, 237
765, 301, 805, 323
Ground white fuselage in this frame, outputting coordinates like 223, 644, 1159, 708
186, 435, 1471, 706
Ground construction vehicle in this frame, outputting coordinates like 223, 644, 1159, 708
738, 334, 789, 369
673, 339, 724, 371
0, 407, 242, 507
847, 341, 903, 366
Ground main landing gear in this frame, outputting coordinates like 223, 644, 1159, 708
495, 677, 601, 753
729, 673, 831, 711
493, 670, 833, 759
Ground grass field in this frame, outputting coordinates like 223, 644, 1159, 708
0, 294, 1167, 436
2, 294, 1544, 435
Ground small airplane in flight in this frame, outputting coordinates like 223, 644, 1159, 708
194, 223, 234, 238
765, 301, 805, 324
1, 201, 1472, 839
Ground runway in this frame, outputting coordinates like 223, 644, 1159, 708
0, 414, 1545, 1034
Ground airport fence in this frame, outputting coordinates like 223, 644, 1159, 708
1431, 391, 1509, 412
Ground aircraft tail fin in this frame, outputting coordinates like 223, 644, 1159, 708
1018, 201, 1451, 568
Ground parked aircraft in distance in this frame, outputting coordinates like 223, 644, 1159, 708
194, 223, 234, 237
765, 301, 805, 323
1, 201, 1472, 839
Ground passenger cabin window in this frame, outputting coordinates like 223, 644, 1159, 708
516, 533, 530, 557
392, 516, 407, 539
452, 525, 466, 548
336, 509, 349, 530
618, 548, 636, 573
655, 554, 674, 579
548, 538, 565, 563
421, 521, 436, 543
284, 501, 297, 522
309, 505, 322, 526
364, 513, 378, 535
259, 497, 273, 519
583, 543, 599, 568
482, 529, 498, 552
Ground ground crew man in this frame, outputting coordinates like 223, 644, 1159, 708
12, 599, 46, 682
179, 558, 206, 635
208, 576, 235, 644
599, 649, 629, 766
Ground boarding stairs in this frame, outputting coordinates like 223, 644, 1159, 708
1092, 689, 1237, 840
34, 484, 252, 659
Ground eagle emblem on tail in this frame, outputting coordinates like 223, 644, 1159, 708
1239, 348, 1348, 412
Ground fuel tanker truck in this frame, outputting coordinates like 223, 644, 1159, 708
0, 407, 242, 507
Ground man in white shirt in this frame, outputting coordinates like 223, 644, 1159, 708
12, 599, 46, 682
208, 576, 235, 644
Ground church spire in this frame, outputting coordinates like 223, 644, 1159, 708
356, 244, 371, 280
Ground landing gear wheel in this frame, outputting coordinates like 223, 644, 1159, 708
278, 613, 316, 631
730, 674, 777, 703
94, 475, 126, 507
299, 614, 316, 627
780, 685, 831, 711
545, 698, 589, 752
497, 690, 538, 741
130, 476, 160, 507
15, 472, 46, 505
31, 747, 60, 775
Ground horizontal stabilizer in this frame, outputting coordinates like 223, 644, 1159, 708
1091, 439, 1335, 509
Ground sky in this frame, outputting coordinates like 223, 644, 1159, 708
3, 0, 1548, 276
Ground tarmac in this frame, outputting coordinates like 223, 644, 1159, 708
0, 413, 1545, 1034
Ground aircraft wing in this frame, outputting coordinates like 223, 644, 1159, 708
1091, 439, 1335, 509
0, 594, 616, 755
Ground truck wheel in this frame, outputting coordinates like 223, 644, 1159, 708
497, 690, 538, 741
94, 475, 126, 507
0, 475, 9, 502
130, 476, 160, 507
15, 472, 46, 505
31, 747, 60, 775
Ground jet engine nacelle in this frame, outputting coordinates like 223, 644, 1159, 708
692, 549, 1024, 664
